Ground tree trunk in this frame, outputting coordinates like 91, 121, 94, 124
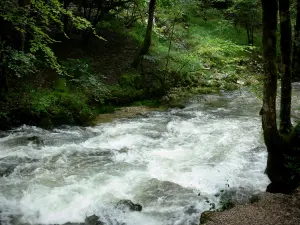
292, 0, 300, 80
0, 38, 8, 93
261, 0, 300, 194
261, 0, 286, 193
261, 0, 280, 148
279, 0, 292, 134
132, 0, 156, 68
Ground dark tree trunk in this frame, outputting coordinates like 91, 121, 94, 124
292, 0, 300, 80
261, 0, 300, 194
261, 0, 286, 193
0, 38, 8, 93
132, 0, 156, 68
246, 23, 251, 45
279, 0, 293, 134
87, 0, 93, 21
261, 0, 280, 148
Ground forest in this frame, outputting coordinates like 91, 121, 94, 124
0, 0, 300, 224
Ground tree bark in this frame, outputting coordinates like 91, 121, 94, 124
292, 0, 300, 80
261, 0, 280, 148
261, 0, 288, 193
132, 0, 156, 68
261, 0, 300, 194
279, 0, 292, 134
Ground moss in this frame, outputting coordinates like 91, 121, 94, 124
131, 100, 161, 107
93, 105, 116, 114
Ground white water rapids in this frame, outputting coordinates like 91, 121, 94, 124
0, 90, 279, 225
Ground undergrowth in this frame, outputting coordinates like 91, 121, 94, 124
0, 8, 263, 129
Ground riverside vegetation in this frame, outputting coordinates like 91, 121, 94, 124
0, 0, 263, 129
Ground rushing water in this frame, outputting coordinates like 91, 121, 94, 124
0, 89, 285, 225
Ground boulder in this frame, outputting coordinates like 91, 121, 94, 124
116, 200, 142, 212
84, 215, 104, 225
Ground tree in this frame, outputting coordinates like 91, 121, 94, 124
132, 0, 156, 68
228, 0, 261, 46
261, 0, 300, 193
279, 0, 292, 134
0, 0, 95, 93
73, 0, 133, 27
292, 0, 300, 80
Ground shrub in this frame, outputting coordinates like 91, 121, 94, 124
20, 89, 94, 126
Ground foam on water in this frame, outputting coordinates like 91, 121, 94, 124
0, 90, 270, 225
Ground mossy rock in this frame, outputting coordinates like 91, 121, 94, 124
39, 117, 54, 129
200, 211, 215, 224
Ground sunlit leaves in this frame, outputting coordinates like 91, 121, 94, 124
0, 0, 99, 77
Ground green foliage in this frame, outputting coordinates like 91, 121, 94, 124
228, 0, 261, 28
7, 50, 37, 77
0, 0, 97, 78
0, 0, 264, 129
119, 73, 142, 89
227, 0, 262, 45
20, 89, 94, 125
109, 85, 145, 104
131, 100, 161, 107
62, 58, 110, 103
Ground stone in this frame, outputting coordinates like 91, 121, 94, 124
27, 136, 44, 146
84, 215, 104, 225
116, 200, 142, 212
200, 211, 215, 224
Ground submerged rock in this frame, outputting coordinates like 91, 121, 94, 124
63, 215, 104, 225
116, 200, 142, 212
0, 156, 38, 177
0, 164, 16, 177
184, 205, 198, 215
27, 136, 44, 146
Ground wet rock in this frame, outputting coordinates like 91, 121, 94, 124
40, 117, 54, 129
27, 136, 44, 146
119, 147, 129, 153
0, 156, 38, 177
184, 205, 198, 215
0, 165, 16, 177
84, 215, 104, 225
63, 215, 104, 225
219, 187, 256, 205
64, 222, 84, 225
200, 211, 216, 224
116, 200, 142, 212
135, 178, 197, 207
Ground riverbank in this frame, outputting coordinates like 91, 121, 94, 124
200, 187, 300, 225
0, 11, 262, 130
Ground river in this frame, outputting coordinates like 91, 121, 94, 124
1, 87, 299, 225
